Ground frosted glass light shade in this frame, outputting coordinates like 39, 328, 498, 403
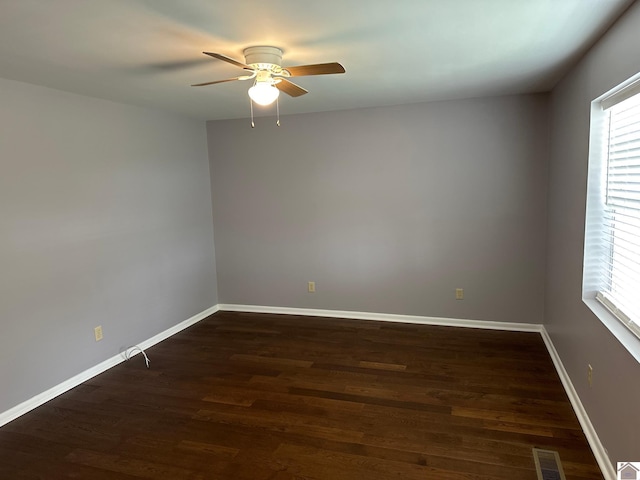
248, 82, 280, 106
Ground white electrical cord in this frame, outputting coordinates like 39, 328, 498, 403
125, 345, 150, 368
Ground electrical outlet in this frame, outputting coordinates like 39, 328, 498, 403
587, 364, 593, 387
308, 281, 316, 293
455, 288, 464, 300
94, 325, 103, 342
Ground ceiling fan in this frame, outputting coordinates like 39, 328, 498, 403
191, 46, 345, 107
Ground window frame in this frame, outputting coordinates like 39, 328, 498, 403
583, 72, 640, 363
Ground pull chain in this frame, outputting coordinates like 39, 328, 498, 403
250, 98, 255, 128
276, 96, 281, 127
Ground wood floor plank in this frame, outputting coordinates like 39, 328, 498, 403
0, 311, 604, 479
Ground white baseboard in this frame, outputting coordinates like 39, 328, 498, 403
1, 302, 612, 480
218, 304, 543, 332
540, 327, 615, 480
128, 305, 219, 355
0, 305, 219, 428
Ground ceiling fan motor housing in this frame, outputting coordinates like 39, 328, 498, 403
243, 46, 285, 74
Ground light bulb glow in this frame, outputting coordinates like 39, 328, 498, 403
248, 82, 280, 106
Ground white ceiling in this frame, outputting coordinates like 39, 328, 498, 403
0, 0, 633, 120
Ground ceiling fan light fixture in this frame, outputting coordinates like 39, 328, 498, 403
248, 81, 279, 106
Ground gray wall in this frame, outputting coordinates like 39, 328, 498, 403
208, 94, 549, 324
0, 78, 218, 414
545, 1, 640, 463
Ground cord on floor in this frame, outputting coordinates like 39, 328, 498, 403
124, 345, 150, 368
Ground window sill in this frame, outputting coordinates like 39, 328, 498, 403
584, 297, 640, 363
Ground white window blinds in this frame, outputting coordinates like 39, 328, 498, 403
598, 92, 640, 337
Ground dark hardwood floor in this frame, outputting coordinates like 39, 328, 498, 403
0, 311, 604, 479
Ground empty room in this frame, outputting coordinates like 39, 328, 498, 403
1, 1, 639, 479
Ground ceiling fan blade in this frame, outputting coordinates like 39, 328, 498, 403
191, 77, 242, 87
284, 62, 345, 77
275, 79, 309, 97
203, 52, 252, 70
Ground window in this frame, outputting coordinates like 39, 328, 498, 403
584, 74, 640, 352
598, 92, 640, 334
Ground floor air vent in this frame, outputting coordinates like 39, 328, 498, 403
532, 448, 567, 480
